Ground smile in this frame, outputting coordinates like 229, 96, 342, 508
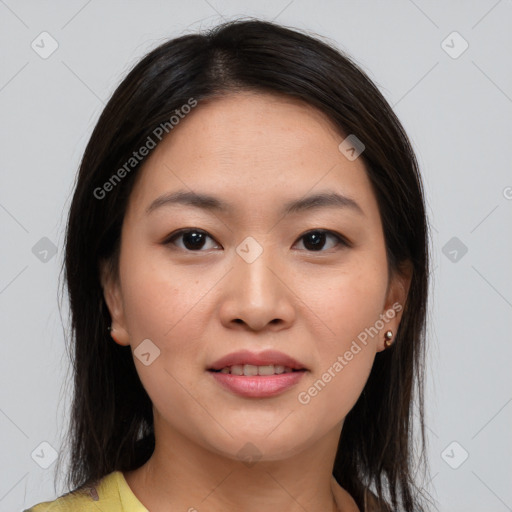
210, 364, 302, 376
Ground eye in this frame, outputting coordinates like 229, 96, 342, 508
293, 229, 349, 252
163, 228, 219, 251
163, 228, 350, 253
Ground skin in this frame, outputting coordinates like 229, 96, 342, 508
100, 91, 411, 512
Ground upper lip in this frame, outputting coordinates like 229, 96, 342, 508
208, 350, 308, 371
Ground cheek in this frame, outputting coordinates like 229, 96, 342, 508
120, 241, 204, 334
308, 260, 387, 348
119, 253, 213, 421
295, 262, 386, 412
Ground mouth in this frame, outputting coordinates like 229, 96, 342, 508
208, 349, 308, 374
207, 350, 308, 398
208, 364, 305, 376
208, 366, 307, 398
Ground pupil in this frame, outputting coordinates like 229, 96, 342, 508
184, 231, 204, 250
304, 232, 325, 251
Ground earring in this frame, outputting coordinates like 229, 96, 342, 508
108, 325, 118, 343
384, 330, 393, 348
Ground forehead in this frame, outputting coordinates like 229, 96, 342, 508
126, 92, 378, 221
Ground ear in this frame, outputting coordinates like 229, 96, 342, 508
99, 258, 130, 346
376, 260, 413, 352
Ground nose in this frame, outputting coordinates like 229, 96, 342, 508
218, 245, 296, 332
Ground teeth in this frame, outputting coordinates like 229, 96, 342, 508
257, 365, 275, 376
231, 365, 244, 376
243, 364, 259, 376
217, 364, 296, 375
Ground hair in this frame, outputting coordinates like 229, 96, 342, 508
57, 18, 432, 512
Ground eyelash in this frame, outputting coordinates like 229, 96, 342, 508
162, 228, 351, 253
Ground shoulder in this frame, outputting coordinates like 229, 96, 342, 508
23, 471, 126, 512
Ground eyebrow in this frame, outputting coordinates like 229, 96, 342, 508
145, 189, 364, 216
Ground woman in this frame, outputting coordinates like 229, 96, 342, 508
25, 18, 432, 512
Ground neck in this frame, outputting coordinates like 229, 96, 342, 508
124, 418, 359, 511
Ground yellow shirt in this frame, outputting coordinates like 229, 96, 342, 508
23, 471, 149, 512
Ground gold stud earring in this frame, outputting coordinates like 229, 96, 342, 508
384, 330, 393, 348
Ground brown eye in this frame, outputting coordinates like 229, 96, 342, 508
294, 230, 349, 252
164, 229, 219, 251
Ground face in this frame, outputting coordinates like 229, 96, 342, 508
101, 91, 410, 462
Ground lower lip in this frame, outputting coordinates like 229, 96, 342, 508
209, 370, 307, 398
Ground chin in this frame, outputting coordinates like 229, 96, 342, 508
203, 429, 316, 464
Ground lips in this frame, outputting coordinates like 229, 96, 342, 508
207, 350, 308, 398
208, 349, 308, 372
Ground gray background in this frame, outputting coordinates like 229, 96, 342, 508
1, 1, 511, 511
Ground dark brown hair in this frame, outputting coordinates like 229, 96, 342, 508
57, 18, 432, 511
